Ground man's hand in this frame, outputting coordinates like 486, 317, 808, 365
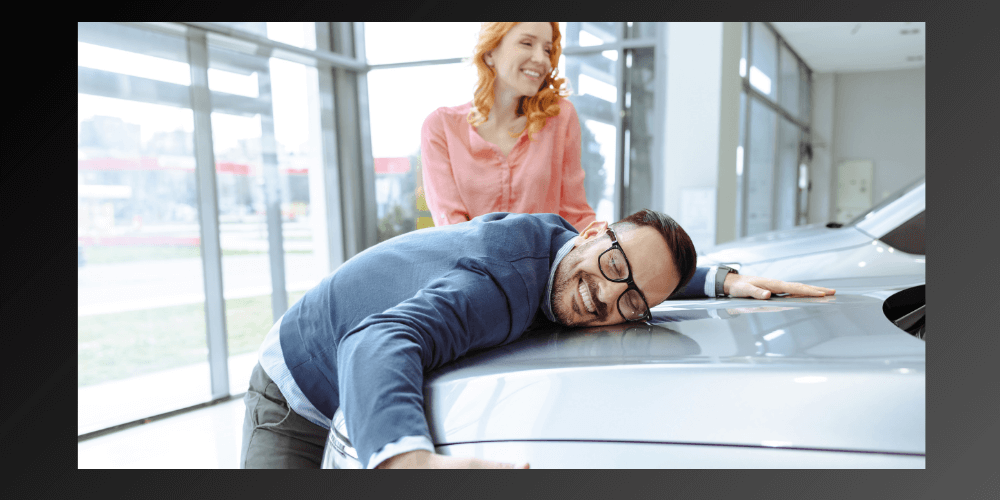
376, 449, 529, 469
724, 274, 835, 300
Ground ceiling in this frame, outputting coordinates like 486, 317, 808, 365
769, 22, 925, 74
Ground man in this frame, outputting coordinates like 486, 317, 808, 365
240, 210, 834, 469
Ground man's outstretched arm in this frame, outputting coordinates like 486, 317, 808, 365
669, 266, 834, 300
669, 266, 714, 299
336, 264, 530, 469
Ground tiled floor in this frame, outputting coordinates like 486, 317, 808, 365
78, 396, 248, 468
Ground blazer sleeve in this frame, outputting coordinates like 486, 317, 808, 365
669, 266, 713, 299
335, 262, 515, 468
556, 100, 598, 232
420, 110, 471, 226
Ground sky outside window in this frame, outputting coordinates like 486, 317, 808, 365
364, 22, 481, 65
366, 63, 478, 158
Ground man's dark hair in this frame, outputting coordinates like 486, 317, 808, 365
609, 209, 697, 298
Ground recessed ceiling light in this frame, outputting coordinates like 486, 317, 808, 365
900, 28, 920, 35
906, 55, 924, 62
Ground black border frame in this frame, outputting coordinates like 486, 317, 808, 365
4, 3, 995, 498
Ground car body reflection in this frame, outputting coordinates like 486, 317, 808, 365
421, 278, 924, 466
324, 277, 925, 469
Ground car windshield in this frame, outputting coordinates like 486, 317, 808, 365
847, 175, 925, 226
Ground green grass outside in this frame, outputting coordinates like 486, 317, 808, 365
81, 246, 312, 264
78, 290, 307, 387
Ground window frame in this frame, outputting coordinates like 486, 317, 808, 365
737, 22, 813, 238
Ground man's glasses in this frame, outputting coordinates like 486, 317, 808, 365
598, 228, 652, 322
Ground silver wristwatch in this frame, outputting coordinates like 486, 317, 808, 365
716, 265, 738, 297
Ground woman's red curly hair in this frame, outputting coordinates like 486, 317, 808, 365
467, 22, 571, 140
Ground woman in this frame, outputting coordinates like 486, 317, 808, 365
420, 22, 598, 232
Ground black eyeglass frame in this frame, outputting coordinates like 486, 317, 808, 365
599, 228, 653, 322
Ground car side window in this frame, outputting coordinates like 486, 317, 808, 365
879, 211, 924, 255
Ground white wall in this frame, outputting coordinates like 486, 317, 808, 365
715, 23, 742, 244
834, 67, 926, 202
809, 67, 925, 223
659, 22, 732, 252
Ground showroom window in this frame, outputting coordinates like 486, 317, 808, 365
78, 22, 354, 437
204, 29, 334, 399
737, 22, 813, 237
78, 22, 214, 435
78, 22, 665, 438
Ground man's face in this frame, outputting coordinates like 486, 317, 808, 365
552, 224, 680, 327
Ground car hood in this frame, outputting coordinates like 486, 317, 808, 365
698, 224, 873, 267
423, 275, 925, 455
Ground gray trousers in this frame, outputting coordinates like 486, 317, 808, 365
240, 362, 329, 468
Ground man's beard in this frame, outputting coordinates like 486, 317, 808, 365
551, 250, 609, 326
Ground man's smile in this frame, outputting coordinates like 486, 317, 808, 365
579, 278, 597, 314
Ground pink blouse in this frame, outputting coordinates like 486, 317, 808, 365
419, 99, 597, 233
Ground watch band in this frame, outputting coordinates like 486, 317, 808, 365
716, 265, 737, 297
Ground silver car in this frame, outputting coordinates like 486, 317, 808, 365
322, 273, 925, 468
698, 176, 925, 282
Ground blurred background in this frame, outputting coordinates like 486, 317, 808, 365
76, 22, 924, 466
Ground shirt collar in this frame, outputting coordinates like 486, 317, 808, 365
542, 237, 578, 323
